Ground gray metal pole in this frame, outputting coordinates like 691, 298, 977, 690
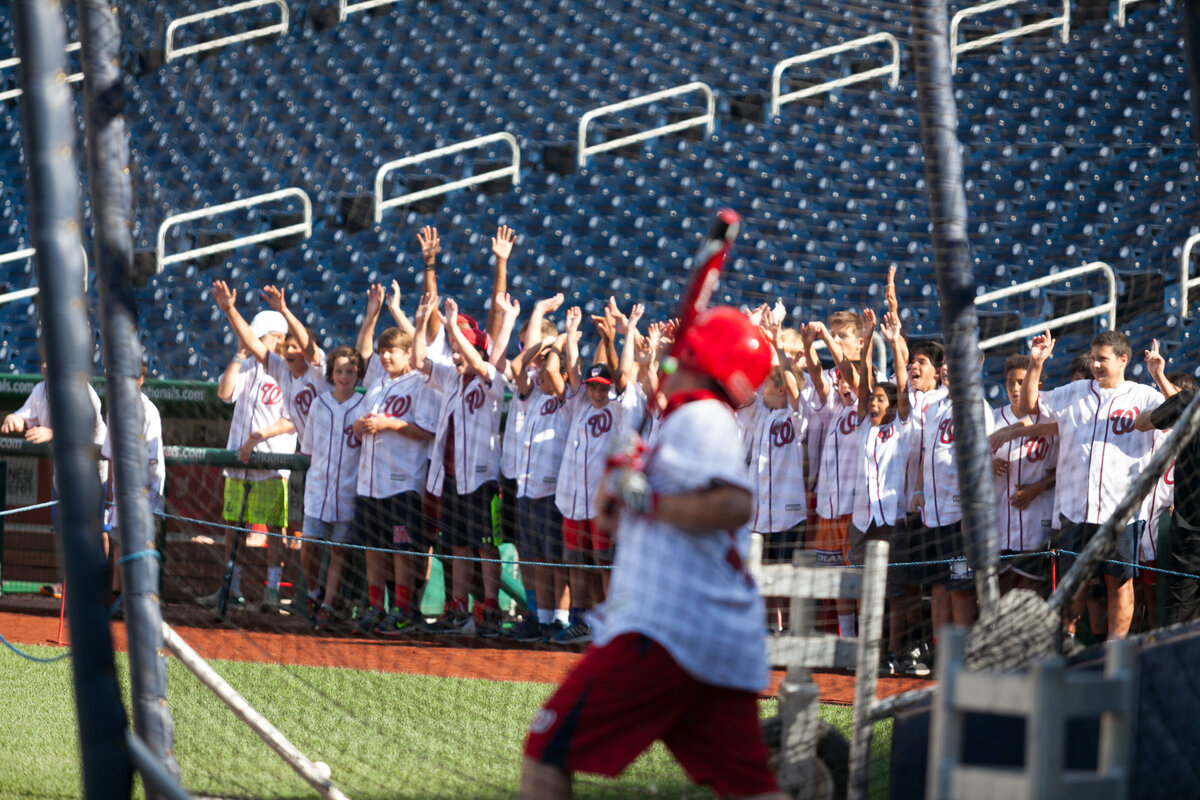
11, 1, 131, 798
910, 0, 1001, 614
76, 0, 180, 789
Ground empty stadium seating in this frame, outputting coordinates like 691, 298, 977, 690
0, 0, 1196, 392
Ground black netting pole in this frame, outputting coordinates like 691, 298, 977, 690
11, 2, 132, 798
910, 0, 1001, 613
76, 0, 180, 789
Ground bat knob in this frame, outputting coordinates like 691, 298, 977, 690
710, 208, 741, 243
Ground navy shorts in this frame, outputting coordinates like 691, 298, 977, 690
849, 522, 906, 598
441, 476, 499, 549
929, 522, 975, 592
760, 521, 805, 564
1053, 516, 1141, 582
517, 495, 564, 563
352, 491, 425, 552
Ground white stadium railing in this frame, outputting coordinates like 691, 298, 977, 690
165, 0, 289, 62
577, 82, 715, 167
154, 188, 312, 272
770, 33, 901, 117
974, 261, 1117, 351
0, 246, 89, 306
0, 42, 83, 102
950, 0, 1070, 71
373, 132, 521, 222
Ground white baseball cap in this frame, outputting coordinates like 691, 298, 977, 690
249, 310, 287, 339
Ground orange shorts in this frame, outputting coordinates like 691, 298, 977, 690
814, 514, 853, 567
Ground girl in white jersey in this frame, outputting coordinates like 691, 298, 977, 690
300, 348, 367, 630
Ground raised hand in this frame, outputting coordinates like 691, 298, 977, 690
627, 303, 645, 330
443, 297, 459, 330
535, 293, 565, 315
387, 279, 404, 318
495, 292, 521, 320
591, 311, 615, 341
491, 225, 516, 261
861, 308, 878, 337
211, 280, 236, 312
366, 283, 385, 316
880, 310, 902, 344
1144, 338, 1165, 374
262, 284, 287, 314
414, 291, 435, 325
418, 226, 440, 267
1029, 330, 1055, 364
607, 297, 630, 335
565, 306, 582, 333
886, 265, 899, 317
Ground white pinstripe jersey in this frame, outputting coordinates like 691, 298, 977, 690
513, 386, 568, 500
356, 368, 439, 499
1139, 429, 1173, 562
14, 380, 107, 447
301, 391, 366, 522
919, 396, 995, 528
264, 350, 329, 451
555, 386, 642, 520
814, 400, 860, 520
905, 384, 948, 507
591, 398, 769, 692
739, 400, 809, 533
992, 404, 1058, 552
223, 359, 296, 481
1040, 379, 1163, 525
101, 392, 165, 527
425, 361, 507, 497
852, 414, 914, 531
501, 367, 537, 479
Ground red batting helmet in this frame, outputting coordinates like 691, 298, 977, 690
674, 306, 772, 406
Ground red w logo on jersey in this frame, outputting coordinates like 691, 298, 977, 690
260, 384, 282, 406
541, 397, 561, 416
295, 385, 316, 417
877, 425, 895, 442
382, 395, 411, 419
1110, 408, 1139, 435
937, 416, 954, 445
587, 407, 613, 438
464, 386, 485, 414
837, 410, 858, 436
770, 418, 795, 447
1165, 462, 1176, 486
1024, 436, 1049, 463
343, 424, 362, 449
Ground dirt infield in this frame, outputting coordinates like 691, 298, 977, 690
0, 597, 929, 703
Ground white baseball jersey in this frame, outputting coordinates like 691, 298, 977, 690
1139, 430, 1174, 562
591, 397, 769, 692
425, 326, 456, 368
905, 384, 949, 508
852, 414, 914, 531
992, 404, 1058, 552
101, 392, 165, 527
513, 386, 568, 500
356, 369, 439, 499
264, 350, 329, 450
501, 367, 537, 480
301, 391, 366, 522
555, 385, 642, 520
14, 380, 107, 449
1039, 379, 1163, 525
425, 361, 507, 497
739, 399, 809, 534
919, 396, 995, 528
814, 401, 861, 520
223, 359, 296, 481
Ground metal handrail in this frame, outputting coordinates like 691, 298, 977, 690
577, 81, 715, 167
164, 0, 288, 63
950, 0, 1070, 71
1180, 232, 1200, 314
1117, 0, 1148, 26
0, 245, 89, 306
0, 42, 83, 101
770, 33, 901, 117
154, 188, 312, 271
338, 0, 400, 22
373, 132, 521, 222
973, 261, 1117, 351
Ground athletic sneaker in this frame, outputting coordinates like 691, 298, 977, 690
259, 588, 282, 615
550, 622, 592, 645
312, 606, 337, 633
900, 646, 932, 678
195, 590, 244, 611
303, 595, 322, 622
540, 620, 567, 642
376, 608, 414, 637
427, 610, 476, 635
878, 651, 901, 678
476, 608, 504, 639
508, 616, 544, 643
355, 606, 386, 636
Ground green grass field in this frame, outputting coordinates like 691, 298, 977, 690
0, 644, 891, 799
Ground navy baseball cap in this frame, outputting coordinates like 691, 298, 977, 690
584, 363, 613, 386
